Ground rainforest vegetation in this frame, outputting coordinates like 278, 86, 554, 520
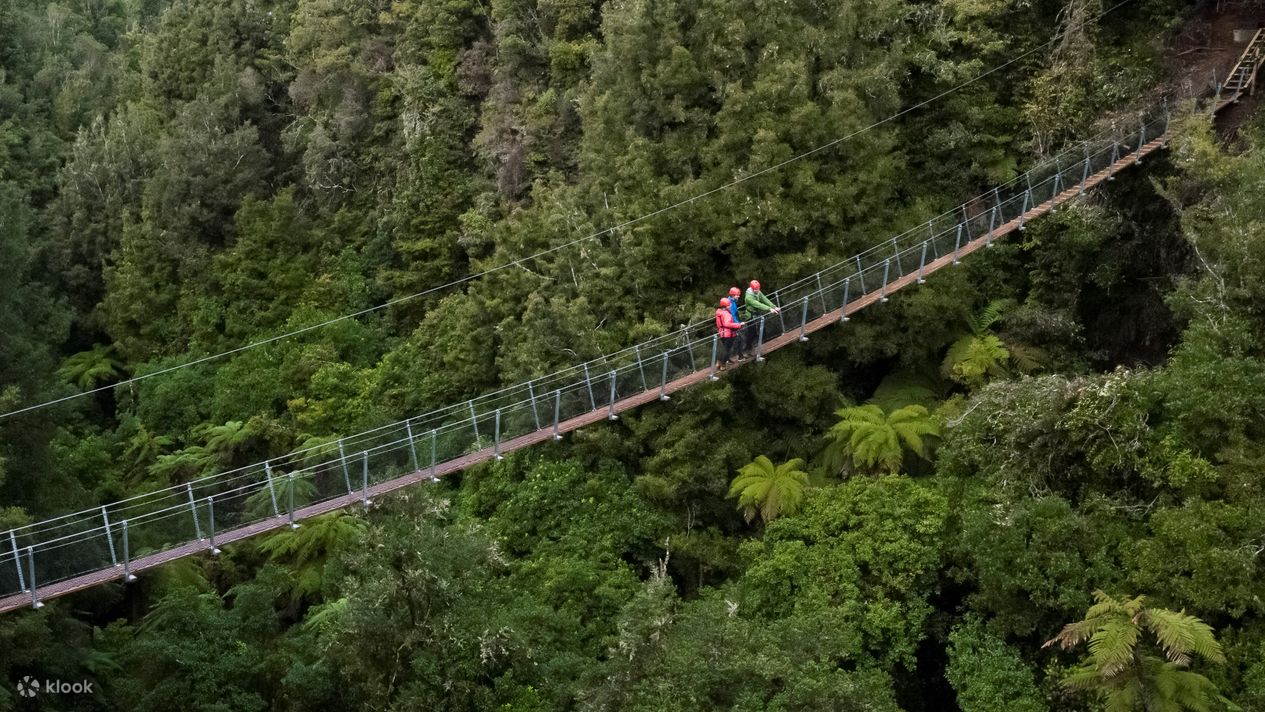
2, 0, 1265, 709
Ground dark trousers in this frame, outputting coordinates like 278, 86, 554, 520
720, 336, 740, 362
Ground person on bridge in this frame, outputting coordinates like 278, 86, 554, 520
744, 280, 780, 318
716, 297, 744, 364
727, 286, 742, 322
738, 280, 779, 356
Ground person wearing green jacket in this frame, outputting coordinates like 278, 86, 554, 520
739, 280, 780, 355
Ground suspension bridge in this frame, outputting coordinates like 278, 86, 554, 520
1, 41, 1260, 613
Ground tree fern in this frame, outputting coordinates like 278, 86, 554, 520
727, 455, 809, 524
824, 404, 941, 476
1045, 590, 1232, 712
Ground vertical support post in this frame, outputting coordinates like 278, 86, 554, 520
756, 315, 767, 360
709, 334, 720, 381
493, 408, 503, 460
338, 439, 353, 495
686, 339, 697, 372
582, 364, 597, 411
361, 451, 371, 505
608, 371, 619, 420
264, 462, 281, 517
28, 547, 42, 607
120, 522, 136, 582
102, 507, 117, 566
1080, 143, 1091, 195
986, 205, 998, 248
815, 273, 828, 314
553, 389, 563, 440
1136, 113, 1146, 164
468, 400, 480, 442
186, 483, 203, 540
10, 531, 25, 592
840, 278, 851, 323
891, 237, 903, 277
405, 421, 420, 472
527, 380, 542, 431
953, 223, 964, 264
880, 259, 891, 302
1018, 188, 1031, 231
634, 346, 649, 391
430, 429, 438, 481
287, 474, 299, 529
1109, 135, 1120, 178
855, 255, 866, 294
917, 241, 929, 284
659, 352, 671, 401
798, 296, 810, 342
1051, 158, 1062, 210
1163, 97, 1171, 142
207, 497, 220, 555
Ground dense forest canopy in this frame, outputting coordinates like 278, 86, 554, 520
3, 0, 1265, 709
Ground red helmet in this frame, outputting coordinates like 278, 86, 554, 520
729, 287, 741, 297
750, 280, 761, 291
719, 297, 731, 308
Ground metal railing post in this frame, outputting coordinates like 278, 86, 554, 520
880, 260, 891, 302
815, 273, 828, 314
28, 547, 42, 608
798, 296, 810, 342
1051, 158, 1062, 211
1136, 112, 1146, 164
840, 278, 851, 323
1018, 188, 1031, 231
891, 237, 903, 277
553, 389, 563, 440
102, 506, 117, 566
430, 429, 438, 481
986, 205, 998, 248
917, 240, 929, 284
608, 371, 619, 420
709, 334, 720, 381
361, 451, 371, 506
186, 483, 203, 540
207, 497, 220, 555
634, 346, 648, 391
493, 408, 503, 460
10, 531, 25, 592
659, 352, 671, 401
527, 380, 542, 431
468, 400, 480, 442
287, 474, 299, 529
756, 315, 767, 360
264, 462, 281, 517
1080, 144, 1091, 195
120, 522, 136, 582
582, 364, 597, 411
338, 439, 353, 495
405, 421, 420, 472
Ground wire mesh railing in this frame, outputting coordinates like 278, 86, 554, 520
0, 100, 1177, 608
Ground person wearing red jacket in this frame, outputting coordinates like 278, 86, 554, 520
716, 297, 744, 364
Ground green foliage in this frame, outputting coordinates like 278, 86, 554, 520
947, 618, 1047, 712
727, 455, 809, 524
1045, 591, 1232, 712
823, 403, 941, 476
739, 476, 948, 670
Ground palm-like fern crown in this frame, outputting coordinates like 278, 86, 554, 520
728, 455, 809, 523
826, 404, 941, 476
1045, 590, 1229, 712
